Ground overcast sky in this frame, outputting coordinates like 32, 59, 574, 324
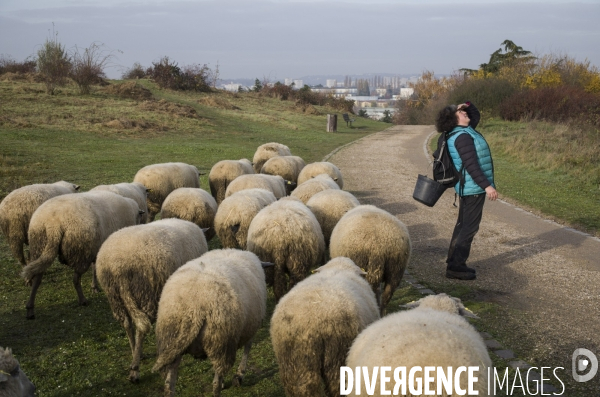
1, 0, 599, 80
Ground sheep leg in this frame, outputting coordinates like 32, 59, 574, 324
25, 274, 43, 319
90, 262, 100, 293
233, 340, 253, 387
273, 266, 288, 301
129, 327, 146, 383
73, 271, 89, 306
8, 235, 27, 266
163, 355, 181, 397
380, 282, 395, 316
212, 371, 224, 397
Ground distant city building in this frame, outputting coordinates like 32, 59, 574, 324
399, 87, 414, 99
284, 78, 293, 86
293, 79, 303, 88
222, 83, 242, 92
326, 79, 337, 88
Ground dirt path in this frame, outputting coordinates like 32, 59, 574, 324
327, 125, 600, 381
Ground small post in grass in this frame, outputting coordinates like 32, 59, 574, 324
326, 114, 337, 132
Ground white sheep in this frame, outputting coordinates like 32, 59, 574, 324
297, 161, 343, 189
224, 174, 292, 199
152, 249, 268, 397
160, 187, 218, 241
0, 181, 79, 266
90, 182, 149, 224
306, 189, 360, 245
260, 155, 306, 184
247, 197, 325, 301
21, 191, 144, 319
95, 218, 208, 383
345, 293, 492, 397
133, 162, 200, 222
290, 173, 340, 204
208, 159, 254, 204
0, 347, 35, 397
270, 257, 380, 397
252, 142, 291, 173
329, 204, 411, 315
214, 188, 277, 249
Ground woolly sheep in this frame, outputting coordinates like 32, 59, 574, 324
21, 191, 144, 319
329, 205, 411, 315
224, 174, 293, 199
260, 155, 306, 185
133, 162, 200, 222
0, 181, 79, 266
0, 347, 35, 397
290, 173, 340, 204
345, 293, 492, 397
90, 182, 149, 224
160, 187, 218, 241
247, 197, 325, 301
208, 159, 254, 204
306, 189, 360, 245
214, 188, 277, 249
152, 249, 268, 397
252, 142, 291, 173
270, 257, 380, 397
297, 161, 343, 189
95, 218, 208, 382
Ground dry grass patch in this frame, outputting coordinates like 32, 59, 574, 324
100, 81, 154, 101
197, 95, 240, 110
296, 103, 321, 115
138, 99, 201, 118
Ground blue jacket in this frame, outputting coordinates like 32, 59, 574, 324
447, 126, 495, 196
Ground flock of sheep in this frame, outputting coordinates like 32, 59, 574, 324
0, 142, 494, 397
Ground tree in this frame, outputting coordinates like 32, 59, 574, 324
381, 110, 393, 123
461, 40, 535, 76
253, 78, 263, 92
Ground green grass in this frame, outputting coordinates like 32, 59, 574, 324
0, 78, 391, 396
429, 118, 600, 236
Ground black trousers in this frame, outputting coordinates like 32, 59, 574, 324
446, 193, 486, 268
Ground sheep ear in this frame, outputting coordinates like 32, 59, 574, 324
74, 185, 81, 190
399, 299, 422, 309
261, 261, 275, 268
201, 228, 210, 234
459, 307, 479, 319
198, 171, 207, 176
138, 210, 145, 215
334, 177, 338, 181
0, 371, 9, 383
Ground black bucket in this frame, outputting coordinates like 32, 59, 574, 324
412, 174, 447, 207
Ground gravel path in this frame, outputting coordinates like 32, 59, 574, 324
327, 125, 600, 388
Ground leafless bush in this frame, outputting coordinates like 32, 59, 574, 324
122, 62, 147, 80
0, 54, 37, 75
146, 56, 212, 92
70, 43, 117, 94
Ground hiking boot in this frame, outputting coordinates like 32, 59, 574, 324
446, 269, 476, 280
446, 264, 476, 280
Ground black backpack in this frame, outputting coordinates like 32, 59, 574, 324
432, 132, 463, 189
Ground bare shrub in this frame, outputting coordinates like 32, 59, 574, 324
70, 43, 116, 94
0, 54, 37, 75
259, 82, 354, 113
122, 62, 146, 80
37, 30, 71, 95
447, 77, 517, 116
499, 86, 600, 127
147, 56, 212, 92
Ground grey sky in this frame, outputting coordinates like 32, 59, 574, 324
1, 0, 599, 80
